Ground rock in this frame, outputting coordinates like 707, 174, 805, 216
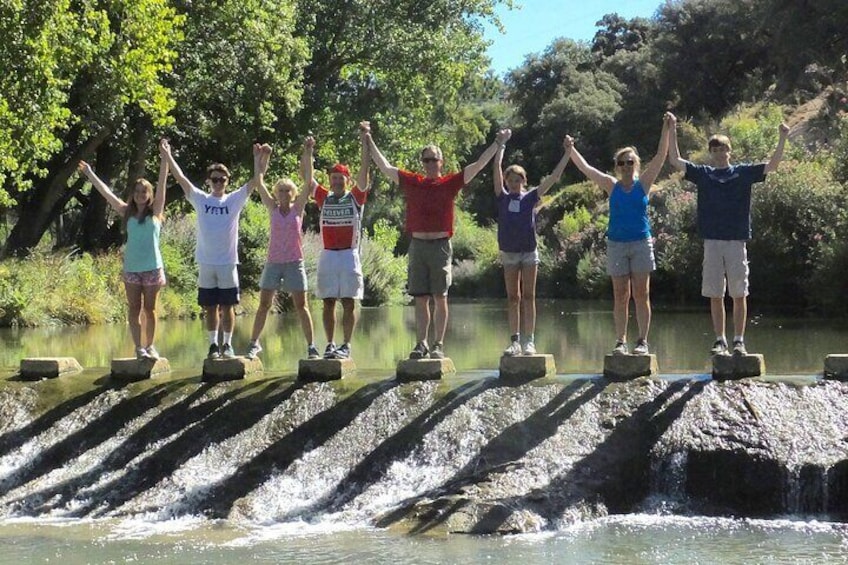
603, 354, 658, 380
298, 359, 355, 382
499, 354, 556, 383
823, 354, 848, 381
19, 357, 83, 380
712, 353, 765, 380
110, 357, 171, 382
396, 358, 456, 382
201, 357, 263, 382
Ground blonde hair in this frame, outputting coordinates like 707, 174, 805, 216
708, 134, 732, 151
273, 178, 299, 200
124, 178, 158, 224
613, 146, 641, 176
504, 164, 527, 182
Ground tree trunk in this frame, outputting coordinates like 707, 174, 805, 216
78, 142, 120, 252
1, 128, 112, 258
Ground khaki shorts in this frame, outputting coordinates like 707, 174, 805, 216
606, 238, 655, 277
408, 238, 452, 296
702, 239, 749, 298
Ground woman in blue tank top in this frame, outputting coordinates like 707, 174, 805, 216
565, 113, 672, 356
77, 139, 168, 360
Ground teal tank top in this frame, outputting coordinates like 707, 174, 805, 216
124, 216, 163, 272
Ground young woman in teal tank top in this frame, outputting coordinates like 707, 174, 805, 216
77, 139, 168, 360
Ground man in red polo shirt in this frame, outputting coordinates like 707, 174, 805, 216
365, 128, 511, 359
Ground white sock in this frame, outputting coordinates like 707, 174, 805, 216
223, 331, 233, 345
208, 331, 218, 345
733, 335, 744, 343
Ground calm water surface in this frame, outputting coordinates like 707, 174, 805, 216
1, 299, 847, 562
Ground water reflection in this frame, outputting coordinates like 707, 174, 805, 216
1, 300, 846, 374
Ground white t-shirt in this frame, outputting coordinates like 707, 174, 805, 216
188, 184, 250, 264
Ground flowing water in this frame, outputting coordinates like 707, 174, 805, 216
0, 299, 846, 562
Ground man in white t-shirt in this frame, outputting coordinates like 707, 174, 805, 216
161, 139, 257, 359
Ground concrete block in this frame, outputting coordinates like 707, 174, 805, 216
110, 357, 171, 382
202, 356, 263, 383
603, 353, 658, 381
499, 354, 556, 383
396, 358, 456, 382
298, 358, 356, 382
712, 353, 765, 381
823, 354, 848, 381
19, 357, 83, 380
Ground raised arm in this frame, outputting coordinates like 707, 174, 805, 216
253, 143, 276, 210
493, 142, 506, 197
463, 129, 511, 184
77, 161, 127, 215
152, 140, 169, 217
537, 137, 573, 197
666, 113, 688, 172
159, 138, 194, 198
365, 130, 399, 185
764, 123, 790, 174
564, 136, 616, 195
639, 114, 671, 191
357, 121, 371, 192
301, 135, 316, 195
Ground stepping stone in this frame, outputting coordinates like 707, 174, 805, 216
298, 358, 356, 382
110, 357, 171, 382
396, 358, 456, 382
603, 353, 658, 381
499, 354, 556, 383
202, 357, 263, 383
19, 357, 83, 380
823, 354, 848, 381
712, 353, 765, 381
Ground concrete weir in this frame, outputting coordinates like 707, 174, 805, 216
201, 357, 263, 383
603, 354, 658, 381
499, 354, 556, 383
824, 354, 848, 381
298, 359, 355, 382
396, 358, 456, 382
110, 358, 171, 382
712, 353, 765, 381
19, 357, 83, 380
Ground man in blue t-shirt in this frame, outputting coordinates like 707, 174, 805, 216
667, 113, 789, 356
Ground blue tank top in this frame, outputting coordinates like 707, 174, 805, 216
124, 216, 163, 272
607, 180, 651, 242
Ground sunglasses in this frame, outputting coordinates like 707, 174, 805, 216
616, 159, 635, 167
209, 176, 228, 184
421, 157, 440, 163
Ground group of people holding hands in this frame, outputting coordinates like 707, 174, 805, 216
78, 111, 789, 365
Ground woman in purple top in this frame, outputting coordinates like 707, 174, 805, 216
494, 130, 571, 357
566, 113, 671, 356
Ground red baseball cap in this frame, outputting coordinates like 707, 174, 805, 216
328, 163, 350, 177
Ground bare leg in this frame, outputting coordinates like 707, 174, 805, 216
292, 291, 314, 345
710, 297, 726, 337
520, 263, 538, 337
611, 275, 631, 342
125, 282, 143, 348
504, 267, 521, 335
415, 295, 432, 343
250, 289, 276, 341
204, 305, 219, 334
732, 296, 747, 338
322, 298, 337, 343
141, 285, 161, 347
631, 272, 651, 341
433, 295, 449, 344
341, 298, 357, 343
220, 305, 235, 333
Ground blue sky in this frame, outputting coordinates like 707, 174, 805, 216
484, 0, 663, 76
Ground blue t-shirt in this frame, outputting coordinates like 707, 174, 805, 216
607, 180, 651, 242
496, 187, 540, 252
685, 163, 766, 240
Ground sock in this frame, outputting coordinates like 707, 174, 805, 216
716, 335, 727, 343
223, 331, 233, 345
733, 335, 744, 343
526, 333, 535, 344
511, 333, 520, 343
208, 331, 218, 345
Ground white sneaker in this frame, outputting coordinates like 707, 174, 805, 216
503, 340, 521, 357
522, 341, 536, 355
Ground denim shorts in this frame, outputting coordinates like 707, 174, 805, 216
606, 238, 655, 277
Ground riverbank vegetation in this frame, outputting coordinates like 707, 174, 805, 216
1, 0, 847, 326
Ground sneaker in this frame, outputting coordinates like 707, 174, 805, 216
145, 345, 160, 360
429, 342, 445, 359
711, 339, 729, 356
522, 341, 537, 355
612, 341, 628, 355
136, 346, 149, 360
332, 343, 351, 359
633, 339, 649, 355
409, 341, 429, 360
221, 343, 236, 359
307, 344, 321, 359
207, 343, 221, 360
323, 342, 337, 359
503, 340, 521, 357
245, 340, 262, 360
732, 340, 747, 356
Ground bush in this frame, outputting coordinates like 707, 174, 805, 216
360, 219, 408, 306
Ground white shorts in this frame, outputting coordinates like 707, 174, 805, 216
317, 249, 363, 299
198, 263, 239, 289
702, 240, 749, 298
500, 250, 540, 268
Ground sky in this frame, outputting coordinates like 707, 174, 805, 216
484, 0, 664, 76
